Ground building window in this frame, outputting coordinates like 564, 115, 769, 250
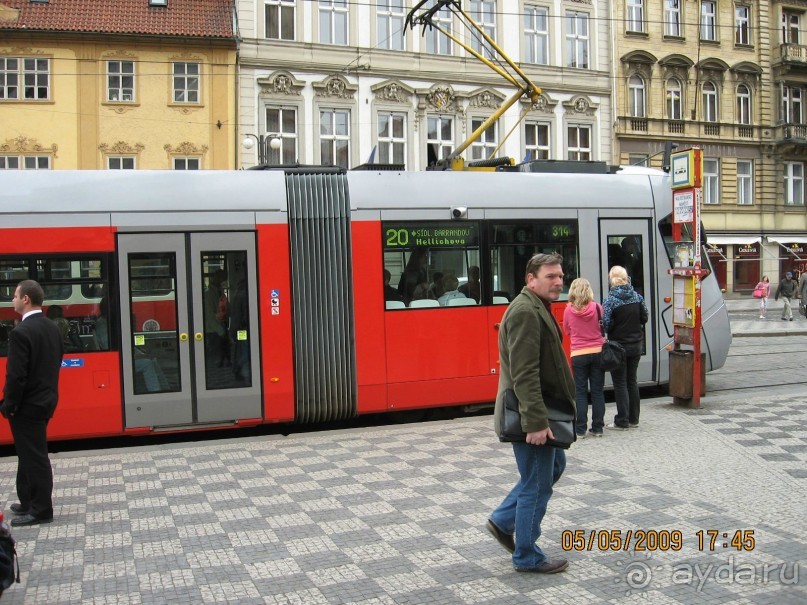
172, 62, 199, 104
524, 122, 550, 160
702, 82, 718, 122
108, 157, 136, 169
0, 156, 51, 169
664, 0, 681, 37
320, 109, 350, 168
666, 78, 683, 120
427, 116, 453, 164
627, 0, 644, 33
319, 0, 348, 45
736, 84, 751, 125
703, 158, 719, 204
470, 118, 497, 160
107, 60, 135, 102
567, 125, 591, 161
0, 57, 50, 100
468, 0, 496, 59
628, 75, 646, 118
425, 5, 452, 55
782, 85, 803, 123
566, 12, 589, 69
737, 160, 753, 205
735, 5, 750, 45
700, 1, 716, 41
378, 112, 406, 166
524, 5, 548, 65
377, 0, 405, 50
629, 154, 649, 167
783, 12, 800, 44
265, 0, 295, 40
266, 107, 298, 164
173, 157, 200, 170
785, 162, 804, 205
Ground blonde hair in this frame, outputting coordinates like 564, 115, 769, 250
609, 265, 629, 287
567, 278, 593, 310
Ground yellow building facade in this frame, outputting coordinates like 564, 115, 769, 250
0, 1, 237, 170
611, 0, 807, 295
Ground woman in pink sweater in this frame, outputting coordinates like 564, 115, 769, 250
563, 278, 606, 437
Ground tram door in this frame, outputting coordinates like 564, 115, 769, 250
117, 233, 261, 429
599, 219, 654, 380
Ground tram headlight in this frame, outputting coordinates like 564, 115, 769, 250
451, 206, 467, 219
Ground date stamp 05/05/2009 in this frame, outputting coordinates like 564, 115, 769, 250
560, 529, 757, 553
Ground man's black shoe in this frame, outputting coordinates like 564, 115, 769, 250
10, 514, 53, 527
9, 503, 29, 515
514, 558, 569, 574
486, 519, 515, 553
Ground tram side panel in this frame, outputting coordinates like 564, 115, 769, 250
256, 223, 295, 423
350, 219, 388, 414
0, 226, 123, 445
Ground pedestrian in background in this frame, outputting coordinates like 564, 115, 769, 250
754, 276, 771, 319
562, 278, 606, 438
800, 271, 807, 317
0, 280, 63, 526
775, 272, 797, 321
489, 253, 575, 574
602, 266, 648, 431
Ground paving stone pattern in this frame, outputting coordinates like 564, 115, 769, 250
1, 387, 806, 604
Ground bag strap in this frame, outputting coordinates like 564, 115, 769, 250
596, 304, 606, 338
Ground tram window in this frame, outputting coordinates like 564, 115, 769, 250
0, 255, 113, 355
489, 221, 579, 302
382, 222, 481, 308
606, 235, 644, 296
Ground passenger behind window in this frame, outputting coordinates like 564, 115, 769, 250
397, 248, 429, 304
413, 271, 443, 301
94, 296, 110, 350
458, 265, 481, 303
383, 269, 404, 303
438, 274, 467, 306
46, 304, 83, 352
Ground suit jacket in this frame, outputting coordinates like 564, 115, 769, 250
1, 313, 64, 420
494, 287, 575, 436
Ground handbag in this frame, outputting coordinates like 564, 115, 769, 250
597, 305, 625, 372
499, 388, 575, 449
752, 287, 764, 299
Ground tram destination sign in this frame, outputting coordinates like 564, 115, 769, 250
384, 223, 480, 249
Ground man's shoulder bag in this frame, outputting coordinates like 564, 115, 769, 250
499, 388, 575, 449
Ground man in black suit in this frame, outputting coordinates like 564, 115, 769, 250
1, 280, 63, 527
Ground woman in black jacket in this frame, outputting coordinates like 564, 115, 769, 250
602, 265, 648, 430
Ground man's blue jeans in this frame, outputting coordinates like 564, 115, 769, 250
489, 442, 566, 569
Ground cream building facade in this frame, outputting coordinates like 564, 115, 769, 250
0, 0, 237, 170
237, 0, 613, 171
612, 0, 807, 297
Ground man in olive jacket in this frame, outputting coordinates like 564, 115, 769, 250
487, 253, 576, 573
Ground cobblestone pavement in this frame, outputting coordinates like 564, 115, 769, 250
1, 377, 805, 604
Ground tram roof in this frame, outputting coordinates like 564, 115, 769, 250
0, 168, 668, 216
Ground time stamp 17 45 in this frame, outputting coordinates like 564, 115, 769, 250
560, 529, 757, 552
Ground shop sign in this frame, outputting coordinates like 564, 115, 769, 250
735, 243, 758, 256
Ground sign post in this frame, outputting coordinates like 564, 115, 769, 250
668, 148, 709, 408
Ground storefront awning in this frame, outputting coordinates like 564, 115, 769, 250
766, 235, 807, 245
767, 235, 807, 259
705, 235, 761, 245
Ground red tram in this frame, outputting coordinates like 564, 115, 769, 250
0, 165, 731, 444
